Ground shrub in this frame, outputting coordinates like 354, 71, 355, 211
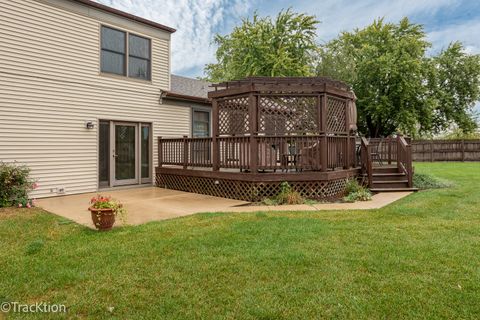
343, 189, 372, 203
345, 178, 363, 195
276, 182, 304, 205
0, 162, 37, 208
343, 178, 372, 202
413, 173, 453, 190
273, 182, 304, 205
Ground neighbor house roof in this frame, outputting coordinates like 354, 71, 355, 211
170, 75, 211, 99
163, 75, 212, 104
72, 0, 176, 33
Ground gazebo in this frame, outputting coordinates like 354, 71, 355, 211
156, 77, 413, 201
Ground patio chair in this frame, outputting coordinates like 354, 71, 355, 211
369, 138, 384, 166
298, 142, 322, 171
258, 141, 280, 171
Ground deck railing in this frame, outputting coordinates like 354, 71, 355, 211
360, 135, 413, 187
158, 133, 356, 172
397, 135, 413, 187
218, 136, 250, 170
158, 136, 213, 168
360, 137, 373, 186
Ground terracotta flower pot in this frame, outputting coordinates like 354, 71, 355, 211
89, 207, 116, 231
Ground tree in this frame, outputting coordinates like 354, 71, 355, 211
316, 18, 480, 137
204, 9, 319, 82
426, 42, 480, 134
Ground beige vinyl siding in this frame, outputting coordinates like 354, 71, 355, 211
0, 0, 189, 198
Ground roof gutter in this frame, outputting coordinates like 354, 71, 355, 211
162, 91, 211, 105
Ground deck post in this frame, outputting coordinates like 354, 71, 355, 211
158, 137, 163, 168
387, 136, 392, 164
407, 143, 413, 187
183, 135, 188, 169
320, 94, 328, 172
212, 99, 219, 171
249, 93, 258, 173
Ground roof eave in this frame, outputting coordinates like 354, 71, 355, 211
72, 0, 176, 33
163, 91, 211, 105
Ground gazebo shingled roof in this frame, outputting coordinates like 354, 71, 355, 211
208, 76, 353, 99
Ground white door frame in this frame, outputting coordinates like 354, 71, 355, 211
110, 121, 139, 187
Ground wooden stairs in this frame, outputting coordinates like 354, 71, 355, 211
360, 135, 418, 193
367, 166, 418, 192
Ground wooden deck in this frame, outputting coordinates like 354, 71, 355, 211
155, 77, 414, 201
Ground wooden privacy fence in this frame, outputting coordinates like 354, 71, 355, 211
411, 139, 480, 161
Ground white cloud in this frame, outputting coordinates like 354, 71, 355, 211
96, 0, 478, 77
427, 19, 480, 54
96, 0, 251, 75
258, 0, 460, 43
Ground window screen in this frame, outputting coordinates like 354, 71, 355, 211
128, 34, 151, 80
193, 110, 210, 137
100, 26, 126, 75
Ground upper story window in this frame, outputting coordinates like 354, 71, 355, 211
101, 26, 126, 76
100, 26, 151, 81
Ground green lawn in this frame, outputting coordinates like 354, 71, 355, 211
1, 163, 479, 319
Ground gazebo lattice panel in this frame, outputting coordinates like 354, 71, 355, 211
218, 95, 250, 135
258, 96, 318, 134
326, 96, 347, 133
156, 173, 348, 202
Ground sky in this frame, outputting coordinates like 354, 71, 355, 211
96, 0, 480, 111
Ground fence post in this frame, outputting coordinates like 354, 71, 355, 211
158, 137, 163, 168
183, 135, 188, 169
430, 139, 434, 162
461, 139, 465, 162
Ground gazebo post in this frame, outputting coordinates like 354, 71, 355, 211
249, 92, 258, 173
320, 94, 328, 172
212, 99, 219, 171
344, 98, 351, 169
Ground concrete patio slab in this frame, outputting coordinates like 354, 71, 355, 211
36, 187, 249, 228
37, 187, 412, 228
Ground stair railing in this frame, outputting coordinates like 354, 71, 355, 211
396, 135, 413, 188
360, 137, 373, 187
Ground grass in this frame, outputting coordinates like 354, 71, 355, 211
1, 162, 479, 319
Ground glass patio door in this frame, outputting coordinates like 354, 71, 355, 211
98, 121, 151, 188
113, 122, 138, 186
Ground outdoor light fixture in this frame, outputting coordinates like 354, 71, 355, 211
85, 121, 95, 129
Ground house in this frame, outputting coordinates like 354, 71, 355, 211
0, 0, 212, 198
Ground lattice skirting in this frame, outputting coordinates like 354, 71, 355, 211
156, 173, 348, 202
